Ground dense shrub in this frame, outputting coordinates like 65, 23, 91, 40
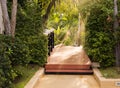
0, 35, 16, 88
0, 1, 48, 87
0, 20, 47, 88
84, 0, 115, 67
10, 38, 31, 66
28, 35, 47, 65
14, 0, 47, 66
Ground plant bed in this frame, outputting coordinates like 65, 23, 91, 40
100, 67, 120, 78
25, 68, 44, 88
93, 68, 120, 88
13, 64, 39, 88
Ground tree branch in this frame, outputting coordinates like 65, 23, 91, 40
43, 0, 56, 23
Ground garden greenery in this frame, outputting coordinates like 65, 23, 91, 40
0, 0, 47, 87
0, 0, 120, 87
47, 0, 79, 45
83, 0, 120, 67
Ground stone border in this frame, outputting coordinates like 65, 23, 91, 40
25, 67, 120, 88
93, 68, 120, 88
24, 68, 44, 88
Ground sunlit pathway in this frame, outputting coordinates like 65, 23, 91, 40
34, 45, 99, 88
35, 75, 100, 88
45, 45, 92, 74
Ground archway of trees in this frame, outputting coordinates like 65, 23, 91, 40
0, 0, 120, 87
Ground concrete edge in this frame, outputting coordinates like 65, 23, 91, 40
24, 68, 44, 88
93, 68, 120, 88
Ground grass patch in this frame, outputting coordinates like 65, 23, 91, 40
13, 64, 40, 88
100, 67, 120, 79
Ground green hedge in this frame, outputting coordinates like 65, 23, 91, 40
0, 35, 15, 88
84, 0, 115, 67
0, 1, 48, 87
0, 32, 47, 87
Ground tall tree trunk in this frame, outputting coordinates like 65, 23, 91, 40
0, 0, 11, 35
113, 0, 120, 69
11, 0, 17, 38
43, 0, 56, 23
0, 2, 4, 34
77, 13, 81, 46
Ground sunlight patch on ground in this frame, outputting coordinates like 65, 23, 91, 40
35, 75, 99, 88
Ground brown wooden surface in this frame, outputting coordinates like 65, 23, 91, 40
45, 64, 90, 70
45, 45, 92, 73
45, 69, 93, 73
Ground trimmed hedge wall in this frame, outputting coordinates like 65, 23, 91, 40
84, 0, 116, 67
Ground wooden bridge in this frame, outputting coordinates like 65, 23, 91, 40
45, 45, 93, 74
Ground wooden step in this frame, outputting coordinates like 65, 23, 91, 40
45, 69, 93, 74
45, 64, 91, 70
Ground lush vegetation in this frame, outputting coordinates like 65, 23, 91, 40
82, 0, 120, 67
46, 0, 120, 68
45, 0, 120, 68
46, 0, 120, 67
13, 65, 39, 88
0, 0, 120, 87
47, 0, 79, 45
0, 0, 47, 87
100, 67, 120, 78
0, 35, 13, 87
